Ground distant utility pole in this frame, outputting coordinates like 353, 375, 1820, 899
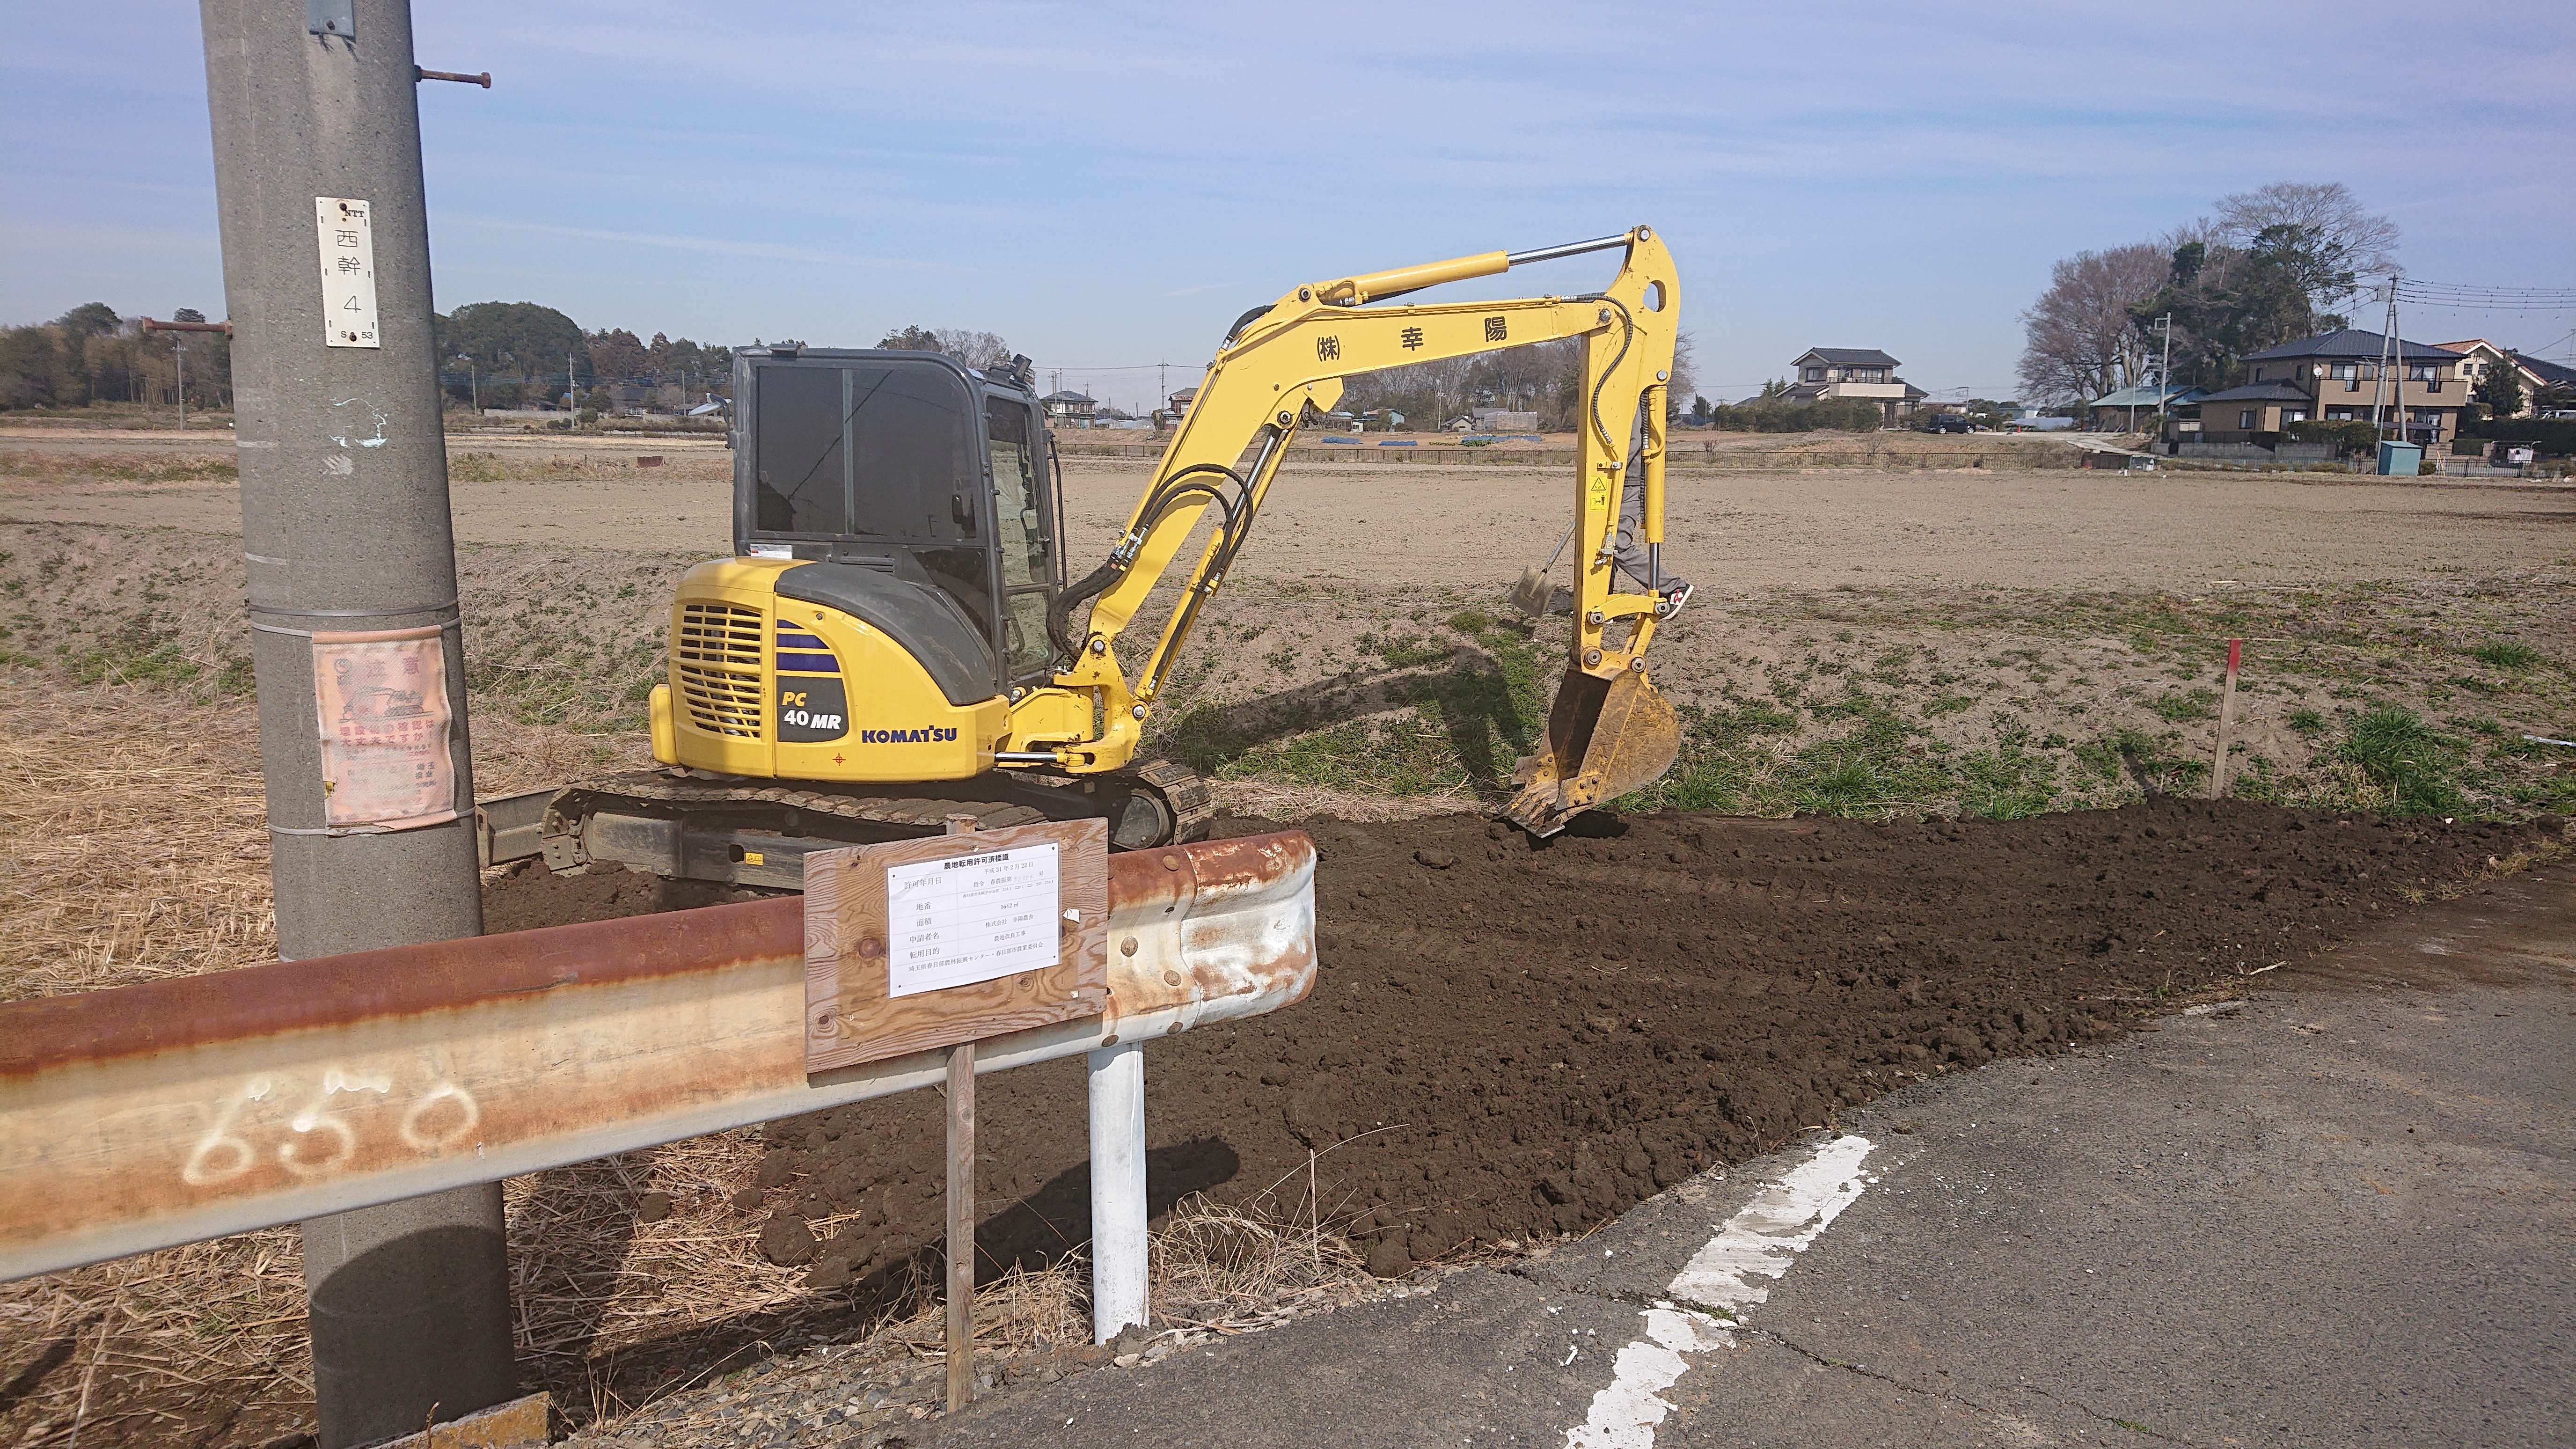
2153, 313, 2172, 431
174, 336, 188, 430
2372, 282, 2404, 443
198, 3, 512, 1445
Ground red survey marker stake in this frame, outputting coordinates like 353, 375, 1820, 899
2209, 638, 2244, 800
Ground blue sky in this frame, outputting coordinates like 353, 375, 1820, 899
4, 1, 2570, 410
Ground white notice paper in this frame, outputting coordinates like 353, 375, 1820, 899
315, 197, 380, 348
884, 842, 1061, 997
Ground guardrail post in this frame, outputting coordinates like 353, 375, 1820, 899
1087, 1041, 1149, 1342
198, 0, 514, 1442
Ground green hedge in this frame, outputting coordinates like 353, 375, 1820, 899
2285, 419, 2378, 451
2459, 414, 2576, 457
1705, 397, 1887, 433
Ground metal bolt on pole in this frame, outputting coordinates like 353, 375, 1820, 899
198, 2, 513, 1444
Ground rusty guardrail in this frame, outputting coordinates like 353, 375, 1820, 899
0, 831, 1315, 1282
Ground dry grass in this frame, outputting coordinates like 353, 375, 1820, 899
0, 691, 274, 1002
512, 1132, 833, 1370
0, 1229, 311, 1447
0, 448, 238, 487
561, 1192, 1377, 1445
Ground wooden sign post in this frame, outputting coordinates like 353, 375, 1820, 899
803, 815, 1110, 1411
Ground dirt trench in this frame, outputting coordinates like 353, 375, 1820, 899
485, 799, 2549, 1301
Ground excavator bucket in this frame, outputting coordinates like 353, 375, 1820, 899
1501, 665, 1683, 836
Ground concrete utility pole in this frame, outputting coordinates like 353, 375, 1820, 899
198, 3, 513, 1445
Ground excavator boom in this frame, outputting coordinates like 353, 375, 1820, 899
1040, 226, 1686, 834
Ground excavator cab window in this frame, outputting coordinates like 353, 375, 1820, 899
986, 395, 1056, 681
737, 350, 1061, 697
747, 358, 978, 544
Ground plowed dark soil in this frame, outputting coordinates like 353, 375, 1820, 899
486, 799, 2548, 1305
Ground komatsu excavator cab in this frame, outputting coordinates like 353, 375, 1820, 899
646, 348, 1059, 780
578, 346, 1203, 880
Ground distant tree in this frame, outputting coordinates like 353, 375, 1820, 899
2126, 228, 2328, 391
0, 324, 68, 407
171, 307, 205, 325
438, 301, 585, 386
2017, 242, 2167, 402
2212, 181, 2399, 308
586, 327, 651, 382
873, 326, 1016, 372
55, 302, 119, 336
1690, 395, 1710, 423
2474, 358, 2526, 419
1668, 329, 1697, 402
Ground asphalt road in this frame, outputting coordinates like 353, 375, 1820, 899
919, 861, 2574, 1449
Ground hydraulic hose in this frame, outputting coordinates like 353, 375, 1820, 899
1222, 304, 1274, 348
1579, 293, 1635, 454
1048, 463, 1250, 662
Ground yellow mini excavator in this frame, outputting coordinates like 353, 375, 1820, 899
512, 227, 1684, 887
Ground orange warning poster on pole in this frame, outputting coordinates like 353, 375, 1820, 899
310, 625, 457, 830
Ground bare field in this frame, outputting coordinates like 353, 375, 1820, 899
8, 428, 2575, 592
5, 426, 2571, 829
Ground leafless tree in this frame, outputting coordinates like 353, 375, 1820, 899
2016, 242, 2168, 403
1668, 329, 1697, 402
930, 329, 1015, 371
2213, 181, 2401, 287
875, 325, 1016, 371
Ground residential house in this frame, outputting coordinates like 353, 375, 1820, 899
2087, 384, 2205, 432
2520, 353, 2576, 413
1040, 390, 1097, 423
2188, 329, 2467, 446
1778, 348, 1925, 423
2440, 340, 2576, 417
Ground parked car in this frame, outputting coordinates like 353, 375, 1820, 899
1925, 414, 1973, 434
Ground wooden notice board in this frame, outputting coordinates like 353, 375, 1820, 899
803, 819, 1109, 1073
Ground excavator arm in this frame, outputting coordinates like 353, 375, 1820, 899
1028, 226, 1684, 835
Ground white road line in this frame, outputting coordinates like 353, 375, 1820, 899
1565, 1135, 1878, 1449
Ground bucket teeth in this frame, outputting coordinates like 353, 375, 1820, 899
1501, 666, 1682, 836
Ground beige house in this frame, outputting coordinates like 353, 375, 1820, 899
1780, 348, 1925, 423
2193, 329, 2468, 445
2435, 339, 2556, 417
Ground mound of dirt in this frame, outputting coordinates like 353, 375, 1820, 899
484, 800, 2543, 1293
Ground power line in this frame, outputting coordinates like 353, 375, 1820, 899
2387, 278, 2576, 312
